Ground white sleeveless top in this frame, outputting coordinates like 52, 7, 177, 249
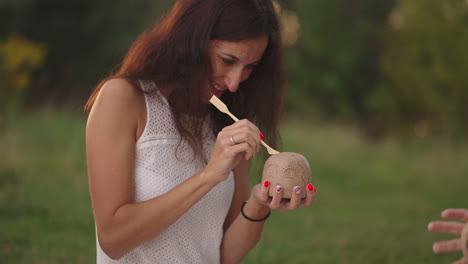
96, 80, 235, 264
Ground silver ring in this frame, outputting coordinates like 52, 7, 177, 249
230, 136, 236, 145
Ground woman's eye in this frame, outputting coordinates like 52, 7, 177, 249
221, 58, 235, 65
246, 64, 258, 69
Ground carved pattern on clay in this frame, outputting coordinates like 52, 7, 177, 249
261, 152, 312, 199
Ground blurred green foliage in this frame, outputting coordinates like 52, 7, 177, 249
282, 0, 395, 120
1, 0, 468, 137
0, 34, 46, 129
370, 0, 468, 137
282, 0, 468, 138
0, 0, 173, 106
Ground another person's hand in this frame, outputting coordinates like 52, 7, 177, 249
249, 181, 316, 212
428, 208, 468, 264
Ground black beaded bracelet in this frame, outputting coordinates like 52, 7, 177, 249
240, 201, 271, 222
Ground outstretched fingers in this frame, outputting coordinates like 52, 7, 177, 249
428, 221, 465, 235
432, 238, 461, 254
442, 209, 468, 222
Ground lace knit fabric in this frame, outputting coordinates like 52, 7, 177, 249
96, 80, 235, 263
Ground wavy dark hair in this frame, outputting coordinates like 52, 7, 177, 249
85, 0, 286, 162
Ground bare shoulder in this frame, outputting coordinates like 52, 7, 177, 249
97, 78, 144, 110
87, 78, 146, 138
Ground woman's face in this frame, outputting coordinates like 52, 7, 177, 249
206, 35, 268, 100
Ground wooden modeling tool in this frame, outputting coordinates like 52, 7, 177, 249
209, 95, 280, 155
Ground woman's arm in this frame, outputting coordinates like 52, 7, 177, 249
220, 158, 316, 264
220, 159, 269, 264
87, 79, 220, 259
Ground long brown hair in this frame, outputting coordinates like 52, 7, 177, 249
85, 0, 286, 162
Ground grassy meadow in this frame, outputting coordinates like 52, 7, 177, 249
1, 110, 467, 263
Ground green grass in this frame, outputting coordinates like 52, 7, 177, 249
1, 111, 466, 263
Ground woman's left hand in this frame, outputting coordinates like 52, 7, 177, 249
248, 181, 316, 212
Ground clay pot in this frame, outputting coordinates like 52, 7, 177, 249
261, 152, 312, 199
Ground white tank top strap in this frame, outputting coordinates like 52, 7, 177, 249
138, 79, 179, 140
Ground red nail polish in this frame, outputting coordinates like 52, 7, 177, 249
260, 133, 265, 140
307, 184, 314, 191
264, 180, 269, 188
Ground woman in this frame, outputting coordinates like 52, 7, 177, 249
85, 0, 316, 263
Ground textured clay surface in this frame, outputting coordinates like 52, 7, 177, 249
261, 152, 312, 199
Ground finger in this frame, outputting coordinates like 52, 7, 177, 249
300, 183, 316, 207
223, 119, 261, 143
226, 119, 261, 135
222, 128, 260, 159
453, 257, 468, 264
259, 180, 270, 204
249, 184, 268, 205
269, 185, 283, 210
223, 119, 261, 142
223, 128, 257, 149
442, 209, 468, 222
433, 238, 461, 253
227, 142, 256, 160
428, 221, 465, 234
285, 186, 302, 210
218, 131, 255, 159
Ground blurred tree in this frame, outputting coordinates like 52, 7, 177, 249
370, 0, 468, 137
1, 0, 466, 138
0, 0, 173, 108
280, 0, 396, 120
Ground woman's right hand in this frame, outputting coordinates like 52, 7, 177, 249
203, 119, 261, 184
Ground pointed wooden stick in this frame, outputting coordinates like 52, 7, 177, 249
210, 95, 280, 155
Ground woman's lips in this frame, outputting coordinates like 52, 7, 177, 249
210, 81, 225, 97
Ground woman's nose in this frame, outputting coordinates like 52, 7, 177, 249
225, 68, 244, 93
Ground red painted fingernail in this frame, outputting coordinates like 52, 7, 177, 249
260, 133, 265, 140
263, 180, 270, 188
307, 184, 314, 191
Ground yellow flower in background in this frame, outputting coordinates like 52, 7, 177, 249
0, 33, 47, 90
